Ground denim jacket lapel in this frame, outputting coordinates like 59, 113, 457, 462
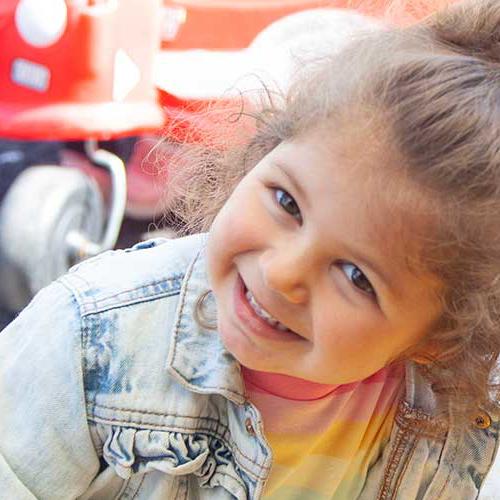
166, 238, 246, 405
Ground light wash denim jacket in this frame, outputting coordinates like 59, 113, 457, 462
0, 233, 499, 500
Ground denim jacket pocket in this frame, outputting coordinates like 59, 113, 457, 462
359, 400, 448, 500
360, 397, 500, 500
422, 412, 500, 500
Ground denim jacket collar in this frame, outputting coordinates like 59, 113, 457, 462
166, 236, 247, 405
404, 362, 439, 415
166, 235, 438, 415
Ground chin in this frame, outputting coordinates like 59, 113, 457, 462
218, 325, 274, 370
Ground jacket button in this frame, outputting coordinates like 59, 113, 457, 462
473, 411, 491, 429
245, 418, 256, 436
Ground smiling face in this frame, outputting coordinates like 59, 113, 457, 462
206, 126, 443, 384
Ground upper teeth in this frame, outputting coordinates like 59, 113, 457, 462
245, 289, 290, 332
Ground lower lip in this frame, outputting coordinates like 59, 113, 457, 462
233, 274, 301, 342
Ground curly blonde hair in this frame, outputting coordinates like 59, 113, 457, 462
159, 0, 500, 425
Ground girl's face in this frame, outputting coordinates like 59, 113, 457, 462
207, 127, 442, 384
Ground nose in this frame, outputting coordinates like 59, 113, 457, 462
260, 245, 310, 304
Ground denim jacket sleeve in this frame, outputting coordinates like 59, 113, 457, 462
0, 280, 100, 500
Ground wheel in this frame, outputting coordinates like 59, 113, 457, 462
0, 166, 104, 311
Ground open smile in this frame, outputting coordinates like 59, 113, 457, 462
233, 274, 302, 342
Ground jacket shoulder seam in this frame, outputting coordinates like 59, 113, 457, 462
60, 273, 185, 316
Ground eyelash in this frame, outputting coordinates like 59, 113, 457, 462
273, 187, 302, 223
272, 187, 377, 300
337, 262, 377, 300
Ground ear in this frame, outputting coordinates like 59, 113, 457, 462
409, 342, 442, 365
410, 353, 435, 365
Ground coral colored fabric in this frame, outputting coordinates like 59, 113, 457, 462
242, 363, 405, 499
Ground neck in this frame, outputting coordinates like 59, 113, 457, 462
241, 365, 344, 401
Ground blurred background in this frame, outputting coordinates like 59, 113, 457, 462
0, 0, 447, 329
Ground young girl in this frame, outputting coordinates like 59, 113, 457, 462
1, 0, 499, 498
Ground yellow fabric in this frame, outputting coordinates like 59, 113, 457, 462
244, 364, 404, 499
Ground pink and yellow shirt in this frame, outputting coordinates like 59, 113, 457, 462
242, 362, 405, 499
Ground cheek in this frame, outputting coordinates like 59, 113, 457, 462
207, 191, 263, 280
212, 188, 269, 250
317, 309, 393, 360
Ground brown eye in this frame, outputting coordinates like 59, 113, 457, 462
339, 262, 376, 298
274, 188, 302, 223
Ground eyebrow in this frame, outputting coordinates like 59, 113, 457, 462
275, 162, 398, 295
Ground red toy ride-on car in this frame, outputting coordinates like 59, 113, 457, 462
0, 0, 164, 311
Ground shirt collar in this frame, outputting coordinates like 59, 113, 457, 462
165, 234, 438, 413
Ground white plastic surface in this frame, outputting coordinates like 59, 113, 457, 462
154, 8, 382, 99
15, 0, 67, 48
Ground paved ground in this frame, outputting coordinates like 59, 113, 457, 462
0, 309, 13, 331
